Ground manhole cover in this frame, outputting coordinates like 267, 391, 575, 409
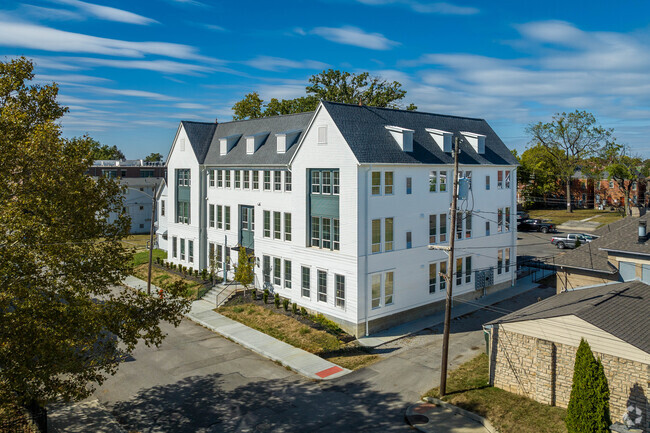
407, 414, 429, 425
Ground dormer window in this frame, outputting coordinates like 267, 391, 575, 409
385, 125, 414, 152
460, 131, 486, 154
219, 134, 241, 156
245, 131, 270, 155
426, 128, 452, 152
276, 129, 302, 154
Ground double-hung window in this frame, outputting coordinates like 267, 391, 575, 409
465, 211, 472, 238
243, 170, 250, 189
456, 258, 463, 285
209, 170, 215, 187
486, 221, 490, 236
456, 212, 463, 240
217, 205, 223, 229
180, 239, 186, 261
225, 206, 230, 230
209, 204, 215, 228
172, 236, 177, 258
333, 172, 339, 194
384, 218, 394, 252
311, 171, 321, 194
188, 240, 194, 263
263, 211, 270, 238
372, 219, 381, 253
253, 171, 259, 190
371, 271, 395, 308
322, 171, 332, 194
274, 171, 282, 191
225, 170, 231, 188
439, 171, 447, 192
406, 177, 412, 194
264, 170, 271, 190
384, 172, 393, 194
465, 256, 472, 283
311, 217, 320, 247
263, 255, 270, 283
485, 175, 490, 190
498, 208, 503, 232
440, 261, 447, 292
301, 266, 310, 297
335, 275, 345, 308
217, 169, 223, 187
385, 272, 394, 305
429, 171, 437, 192
285, 171, 292, 191
505, 171, 511, 189
273, 257, 281, 286
498, 249, 503, 274
317, 270, 327, 302
406, 231, 412, 249
371, 172, 381, 195
322, 218, 331, 249
429, 215, 437, 243
333, 219, 340, 250
440, 213, 447, 242
505, 248, 511, 272
284, 260, 292, 288
284, 213, 292, 241
505, 207, 511, 231
497, 171, 503, 189
372, 274, 381, 308
273, 211, 281, 240
429, 263, 437, 293
235, 170, 241, 188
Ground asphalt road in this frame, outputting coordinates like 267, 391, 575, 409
516, 229, 563, 261
92, 286, 555, 432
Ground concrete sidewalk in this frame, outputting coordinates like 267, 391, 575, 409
122, 275, 161, 293
187, 299, 351, 380
357, 272, 541, 348
406, 399, 496, 433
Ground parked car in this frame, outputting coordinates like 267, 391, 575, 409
516, 211, 529, 225
517, 218, 556, 233
551, 233, 599, 249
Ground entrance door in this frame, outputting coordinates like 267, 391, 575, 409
240, 205, 254, 250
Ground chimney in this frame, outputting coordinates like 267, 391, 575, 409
215, 117, 218, 124
638, 220, 647, 243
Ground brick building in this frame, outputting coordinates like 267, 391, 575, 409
485, 281, 649, 431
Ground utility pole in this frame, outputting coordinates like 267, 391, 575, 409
146, 193, 156, 296
439, 135, 461, 397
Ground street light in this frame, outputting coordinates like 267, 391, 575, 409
126, 186, 157, 296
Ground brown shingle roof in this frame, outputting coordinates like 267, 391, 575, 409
487, 280, 650, 354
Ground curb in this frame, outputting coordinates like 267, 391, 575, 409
186, 306, 351, 382
422, 397, 499, 433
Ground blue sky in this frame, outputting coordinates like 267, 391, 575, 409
1, 0, 649, 159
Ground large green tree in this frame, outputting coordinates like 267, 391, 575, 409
232, 69, 417, 120
0, 58, 190, 408
565, 339, 611, 433
526, 111, 612, 212
87, 137, 125, 161
515, 145, 564, 207
603, 144, 648, 215
144, 152, 163, 162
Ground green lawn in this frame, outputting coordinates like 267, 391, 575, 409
527, 209, 623, 226
425, 354, 567, 433
132, 248, 167, 266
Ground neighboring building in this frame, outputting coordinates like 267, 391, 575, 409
555, 214, 650, 292
486, 280, 649, 431
89, 160, 165, 234
161, 101, 518, 336
156, 179, 168, 250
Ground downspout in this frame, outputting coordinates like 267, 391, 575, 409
511, 167, 517, 287
364, 165, 372, 336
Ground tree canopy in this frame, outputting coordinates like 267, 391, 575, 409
0, 57, 190, 407
144, 152, 163, 162
232, 69, 417, 120
88, 137, 125, 161
515, 145, 564, 207
526, 111, 612, 212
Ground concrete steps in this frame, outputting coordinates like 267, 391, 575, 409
199, 283, 242, 307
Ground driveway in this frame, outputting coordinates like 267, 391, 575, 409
93, 286, 555, 432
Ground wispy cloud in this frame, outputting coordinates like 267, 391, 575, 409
64, 57, 215, 75
0, 20, 209, 60
195, 23, 227, 32
311, 26, 399, 50
245, 56, 329, 72
68, 84, 179, 101
356, 0, 479, 15
35, 73, 111, 84
49, 0, 158, 25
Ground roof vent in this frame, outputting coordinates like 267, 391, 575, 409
638, 220, 647, 243
245, 131, 270, 155
385, 125, 414, 152
219, 134, 241, 156
426, 128, 452, 152
461, 131, 486, 154
276, 129, 302, 154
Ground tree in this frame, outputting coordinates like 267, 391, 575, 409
565, 339, 611, 433
0, 57, 191, 408
234, 247, 254, 290
515, 145, 564, 207
232, 69, 416, 120
603, 144, 649, 215
526, 111, 612, 212
87, 137, 125, 161
144, 152, 163, 162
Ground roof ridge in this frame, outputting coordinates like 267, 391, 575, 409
212, 111, 315, 126
321, 100, 486, 122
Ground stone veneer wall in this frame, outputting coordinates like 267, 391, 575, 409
490, 327, 649, 431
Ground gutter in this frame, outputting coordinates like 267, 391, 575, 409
598, 247, 650, 257
556, 264, 618, 275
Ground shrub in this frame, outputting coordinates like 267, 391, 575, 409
233, 306, 244, 313
311, 313, 343, 335
298, 326, 311, 335
165, 261, 170, 269
194, 269, 199, 278
565, 338, 611, 433
291, 303, 298, 314
274, 293, 280, 309
300, 307, 307, 316
263, 289, 269, 304
155, 257, 160, 265
283, 298, 289, 311
201, 269, 208, 280
251, 288, 257, 300
189, 267, 194, 276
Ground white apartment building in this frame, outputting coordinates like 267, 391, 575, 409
161, 101, 518, 336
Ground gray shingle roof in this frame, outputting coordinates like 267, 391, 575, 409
555, 214, 650, 271
181, 121, 218, 164
487, 280, 650, 354
203, 112, 313, 166
322, 101, 519, 165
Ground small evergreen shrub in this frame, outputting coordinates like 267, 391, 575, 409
189, 267, 194, 276
233, 306, 244, 313
300, 307, 307, 316
283, 298, 289, 311
565, 338, 611, 433
251, 288, 257, 300
263, 289, 269, 304
274, 293, 280, 308
194, 269, 199, 278
201, 269, 208, 280
312, 313, 343, 335
298, 326, 311, 335
291, 303, 298, 314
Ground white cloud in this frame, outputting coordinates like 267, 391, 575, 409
245, 56, 329, 72
50, 0, 158, 25
196, 23, 227, 32
311, 26, 399, 50
175, 103, 211, 110
257, 83, 308, 101
70, 85, 179, 101
22, 5, 84, 21
0, 21, 208, 60
34, 73, 111, 84
356, 0, 479, 15
64, 57, 215, 75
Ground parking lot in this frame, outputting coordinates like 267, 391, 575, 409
516, 229, 565, 261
